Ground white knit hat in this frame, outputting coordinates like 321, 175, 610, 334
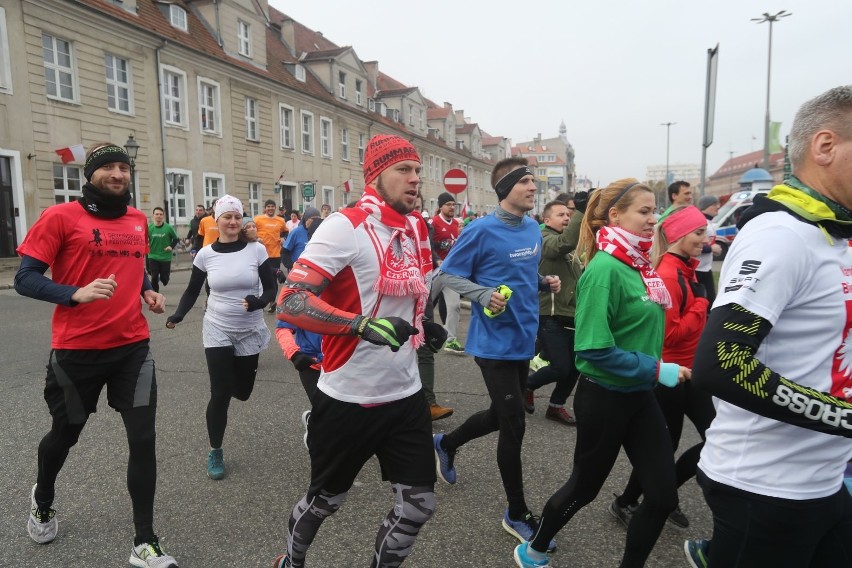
213, 195, 243, 220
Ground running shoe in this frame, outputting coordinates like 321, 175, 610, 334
27, 484, 57, 544
429, 404, 454, 421
523, 389, 535, 414
129, 536, 178, 568
207, 448, 224, 480
513, 542, 551, 567
529, 354, 550, 372
443, 338, 465, 354
545, 405, 576, 425
667, 505, 690, 529
502, 510, 556, 553
608, 494, 638, 529
684, 539, 710, 568
301, 410, 311, 450
433, 433, 457, 484
273, 553, 291, 568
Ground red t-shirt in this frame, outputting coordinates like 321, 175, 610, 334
17, 202, 151, 349
428, 215, 461, 260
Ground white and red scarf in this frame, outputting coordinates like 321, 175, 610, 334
354, 187, 433, 347
596, 225, 672, 309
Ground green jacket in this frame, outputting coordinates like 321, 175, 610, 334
538, 211, 583, 317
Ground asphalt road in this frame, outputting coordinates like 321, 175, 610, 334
0, 268, 711, 567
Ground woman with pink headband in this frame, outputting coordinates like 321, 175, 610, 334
610, 204, 714, 532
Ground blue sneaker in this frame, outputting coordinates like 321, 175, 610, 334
207, 448, 224, 480
513, 542, 551, 567
502, 510, 556, 553
684, 539, 710, 568
433, 433, 456, 484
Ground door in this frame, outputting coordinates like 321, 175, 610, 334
0, 156, 17, 257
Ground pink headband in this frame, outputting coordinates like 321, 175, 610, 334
660, 205, 707, 242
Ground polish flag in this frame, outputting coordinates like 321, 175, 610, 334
459, 196, 469, 218
55, 144, 86, 164
342, 179, 353, 193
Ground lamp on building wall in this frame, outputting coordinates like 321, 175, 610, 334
124, 133, 140, 208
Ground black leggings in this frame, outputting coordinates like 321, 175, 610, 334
205, 347, 259, 448
620, 380, 715, 505
442, 357, 529, 517
530, 378, 677, 568
36, 406, 157, 542
146, 259, 171, 292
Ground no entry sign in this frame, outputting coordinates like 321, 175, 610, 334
443, 168, 468, 194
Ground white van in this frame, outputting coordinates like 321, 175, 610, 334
710, 188, 770, 259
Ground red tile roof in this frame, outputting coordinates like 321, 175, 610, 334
427, 107, 451, 119
709, 149, 785, 180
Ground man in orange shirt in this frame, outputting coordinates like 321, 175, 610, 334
197, 200, 219, 248
255, 199, 288, 312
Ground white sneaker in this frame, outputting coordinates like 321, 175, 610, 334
301, 410, 311, 450
27, 484, 58, 544
129, 537, 179, 568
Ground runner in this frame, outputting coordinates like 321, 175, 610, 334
147, 206, 179, 293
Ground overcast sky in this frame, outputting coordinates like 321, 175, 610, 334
271, 0, 852, 187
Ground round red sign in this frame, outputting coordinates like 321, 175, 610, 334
443, 168, 468, 194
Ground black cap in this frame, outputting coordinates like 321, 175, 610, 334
438, 192, 455, 208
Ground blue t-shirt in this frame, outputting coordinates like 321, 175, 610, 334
283, 225, 309, 261
439, 213, 542, 360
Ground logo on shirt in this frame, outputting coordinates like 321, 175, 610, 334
508, 243, 539, 260
90, 229, 103, 247
724, 259, 762, 293
831, 299, 852, 401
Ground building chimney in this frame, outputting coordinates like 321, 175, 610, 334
280, 18, 296, 57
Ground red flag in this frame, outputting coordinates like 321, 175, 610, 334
342, 179, 352, 193
459, 196, 469, 218
55, 144, 85, 164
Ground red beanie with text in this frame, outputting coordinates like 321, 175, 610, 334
363, 134, 421, 185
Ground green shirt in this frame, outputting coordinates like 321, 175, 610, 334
574, 251, 665, 389
148, 222, 178, 262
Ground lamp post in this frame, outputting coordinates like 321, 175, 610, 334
752, 10, 791, 169
660, 121, 676, 203
123, 133, 139, 208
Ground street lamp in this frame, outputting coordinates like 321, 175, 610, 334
752, 10, 791, 169
124, 133, 139, 208
660, 121, 676, 203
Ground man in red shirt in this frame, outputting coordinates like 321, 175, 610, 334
14, 142, 177, 567
429, 192, 464, 353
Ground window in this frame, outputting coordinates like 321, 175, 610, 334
204, 174, 225, 208
42, 33, 76, 102
419, 109, 424, 130
341, 128, 349, 161
279, 104, 294, 149
392, 109, 399, 122
429, 155, 434, 180
237, 20, 251, 57
320, 117, 332, 158
358, 133, 365, 164
245, 97, 258, 141
170, 5, 187, 31
161, 65, 186, 127
53, 164, 82, 203
198, 78, 221, 134
408, 104, 414, 126
166, 170, 190, 221
355, 79, 362, 105
300, 110, 313, 154
0, 8, 12, 94
368, 98, 375, 112
323, 187, 334, 210
104, 54, 132, 114
338, 71, 346, 99
294, 64, 305, 82
248, 182, 261, 216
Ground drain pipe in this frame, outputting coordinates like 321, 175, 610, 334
155, 41, 175, 223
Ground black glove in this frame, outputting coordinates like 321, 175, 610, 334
290, 351, 316, 372
689, 280, 707, 300
423, 321, 448, 353
573, 191, 590, 213
243, 295, 267, 312
351, 315, 418, 352
166, 314, 183, 326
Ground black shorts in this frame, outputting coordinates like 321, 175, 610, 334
44, 339, 157, 425
307, 389, 436, 497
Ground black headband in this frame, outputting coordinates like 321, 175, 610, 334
83, 145, 130, 181
494, 166, 534, 200
606, 182, 640, 214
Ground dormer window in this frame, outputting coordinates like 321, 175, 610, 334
355, 80, 362, 105
237, 20, 251, 57
338, 71, 346, 99
295, 64, 305, 82
169, 5, 187, 31
368, 98, 375, 112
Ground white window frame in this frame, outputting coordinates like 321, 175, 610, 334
52, 164, 82, 203
170, 5, 187, 31
279, 103, 294, 149
338, 71, 346, 99
248, 182, 261, 216
341, 128, 350, 161
161, 65, 187, 128
358, 133, 365, 164
203, 173, 225, 208
42, 33, 77, 103
368, 98, 375, 112
322, 186, 335, 210
408, 104, 414, 126
429, 155, 434, 180
300, 110, 314, 154
166, 168, 191, 222
0, 8, 12, 94
419, 109, 424, 130
320, 117, 332, 158
245, 97, 258, 141
198, 77, 221, 135
237, 20, 251, 58
355, 79, 362, 106
104, 53, 133, 114
294, 64, 305, 82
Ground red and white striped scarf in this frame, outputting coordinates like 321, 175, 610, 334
596, 225, 672, 309
354, 187, 432, 347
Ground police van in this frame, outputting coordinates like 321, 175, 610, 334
709, 167, 775, 260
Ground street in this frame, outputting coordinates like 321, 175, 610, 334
0, 268, 711, 567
